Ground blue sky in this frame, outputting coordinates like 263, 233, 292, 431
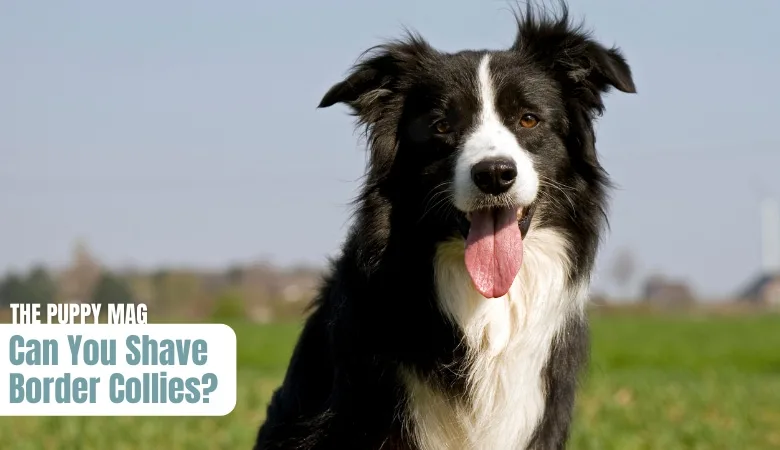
2, 0, 779, 298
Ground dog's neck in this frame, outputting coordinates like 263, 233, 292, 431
404, 225, 588, 450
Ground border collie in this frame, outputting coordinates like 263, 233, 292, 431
255, 4, 635, 449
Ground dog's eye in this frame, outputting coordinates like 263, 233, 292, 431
519, 114, 540, 129
432, 120, 451, 134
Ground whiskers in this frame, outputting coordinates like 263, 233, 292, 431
418, 176, 579, 227
537, 176, 577, 219
420, 181, 458, 224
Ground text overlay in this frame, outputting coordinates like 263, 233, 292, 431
0, 324, 236, 416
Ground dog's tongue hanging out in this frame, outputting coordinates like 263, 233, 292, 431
464, 207, 523, 298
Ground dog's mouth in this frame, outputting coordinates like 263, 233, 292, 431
456, 203, 536, 299
456, 203, 535, 241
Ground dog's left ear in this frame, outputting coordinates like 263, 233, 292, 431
513, 8, 636, 113
566, 41, 635, 95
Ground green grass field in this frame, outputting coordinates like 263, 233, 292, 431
2, 312, 779, 450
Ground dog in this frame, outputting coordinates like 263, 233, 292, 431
254, 3, 635, 449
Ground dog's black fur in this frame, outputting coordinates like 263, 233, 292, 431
254, 3, 635, 449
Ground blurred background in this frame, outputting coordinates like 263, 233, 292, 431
2, 0, 779, 449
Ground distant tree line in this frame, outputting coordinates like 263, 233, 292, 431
0, 240, 322, 322
0, 266, 134, 308
0, 266, 57, 306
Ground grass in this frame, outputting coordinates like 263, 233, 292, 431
572, 313, 780, 449
1, 313, 779, 449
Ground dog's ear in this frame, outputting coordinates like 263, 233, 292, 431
574, 43, 635, 95
512, 5, 636, 114
318, 36, 432, 114
318, 52, 399, 109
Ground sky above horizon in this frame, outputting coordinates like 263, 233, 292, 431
2, 0, 780, 298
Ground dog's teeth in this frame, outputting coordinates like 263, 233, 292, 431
466, 212, 471, 222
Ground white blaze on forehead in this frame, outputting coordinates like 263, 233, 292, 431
476, 55, 502, 128
453, 54, 539, 211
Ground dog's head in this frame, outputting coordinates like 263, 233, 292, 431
319, 4, 635, 297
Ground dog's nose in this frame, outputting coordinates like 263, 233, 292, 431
471, 158, 517, 195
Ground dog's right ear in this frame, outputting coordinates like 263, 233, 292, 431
318, 36, 432, 113
317, 52, 398, 109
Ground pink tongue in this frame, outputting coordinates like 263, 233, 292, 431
464, 207, 523, 298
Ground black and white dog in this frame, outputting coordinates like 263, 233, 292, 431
255, 4, 635, 449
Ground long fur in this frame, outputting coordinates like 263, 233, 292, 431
406, 228, 587, 450
254, 3, 635, 449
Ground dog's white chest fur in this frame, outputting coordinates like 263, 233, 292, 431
403, 228, 585, 450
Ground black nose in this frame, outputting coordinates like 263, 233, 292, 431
471, 157, 517, 195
